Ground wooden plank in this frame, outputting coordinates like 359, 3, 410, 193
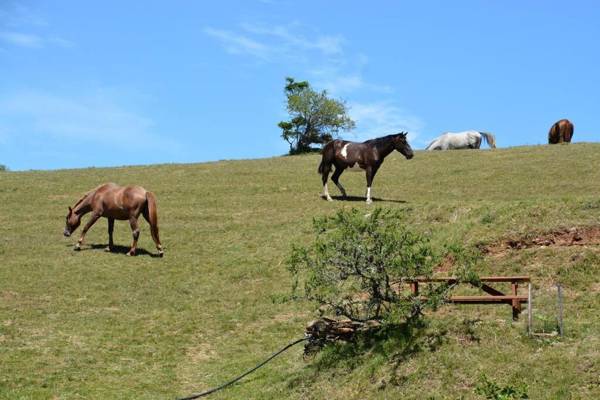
449, 295, 528, 303
512, 282, 521, 320
480, 283, 505, 297
410, 282, 419, 296
415, 276, 530, 283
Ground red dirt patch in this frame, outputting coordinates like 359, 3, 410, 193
481, 226, 600, 256
434, 253, 456, 273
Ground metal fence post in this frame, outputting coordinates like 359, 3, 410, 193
557, 283, 564, 337
527, 283, 532, 336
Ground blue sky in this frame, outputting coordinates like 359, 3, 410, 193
1, 1, 599, 170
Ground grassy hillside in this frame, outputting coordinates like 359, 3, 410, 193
1, 144, 599, 399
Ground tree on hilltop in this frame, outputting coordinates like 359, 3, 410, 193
278, 77, 355, 155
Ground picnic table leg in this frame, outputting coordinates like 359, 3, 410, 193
528, 283, 532, 335
410, 282, 419, 296
512, 281, 521, 320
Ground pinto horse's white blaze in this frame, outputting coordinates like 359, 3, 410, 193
341, 143, 350, 159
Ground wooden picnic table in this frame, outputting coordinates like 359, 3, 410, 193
409, 276, 531, 320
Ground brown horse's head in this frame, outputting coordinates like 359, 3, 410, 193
394, 132, 414, 159
64, 207, 81, 237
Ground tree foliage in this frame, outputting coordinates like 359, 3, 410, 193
278, 77, 355, 154
288, 208, 448, 324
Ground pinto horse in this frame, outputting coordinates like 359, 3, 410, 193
548, 119, 574, 144
63, 183, 163, 257
426, 131, 496, 150
318, 132, 414, 204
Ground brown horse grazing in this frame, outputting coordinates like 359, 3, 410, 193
64, 183, 163, 257
548, 119, 574, 144
318, 132, 414, 204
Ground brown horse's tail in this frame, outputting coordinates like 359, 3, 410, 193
144, 191, 163, 254
548, 123, 558, 144
564, 120, 574, 142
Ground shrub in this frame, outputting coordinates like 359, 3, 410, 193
288, 208, 449, 324
475, 374, 529, 399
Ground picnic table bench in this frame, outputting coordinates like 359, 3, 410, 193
409, 276, 531, 320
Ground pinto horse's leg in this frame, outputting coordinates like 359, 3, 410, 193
331, 167, 347, 198
105, 218, 115, 252
127, 217, 140, 256
321, 164, 333, 201
75, 213, 101, 250
365, 166, 380, 204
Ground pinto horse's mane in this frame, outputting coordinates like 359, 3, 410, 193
363, 133, 404, 144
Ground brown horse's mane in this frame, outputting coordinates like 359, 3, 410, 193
71, 184, 106, 211
70, 193, 90, 213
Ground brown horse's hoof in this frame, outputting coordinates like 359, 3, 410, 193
74, 244, 81, 251
104, 246, 113, 252
127, 251, 136, 256
158, 251, 164, 257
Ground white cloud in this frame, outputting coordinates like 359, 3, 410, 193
204, 23, 345, 63
204, 27, 270, 60
204, 21, 425, 141
0, 31, 74, 48
349, 102, 424, 143
1, 3, 48, 28
0, 90, 178, 151
313, 72, 393, 96
239, 23, 344, 56
0, 31, 42, 47
0, 4, 73, 49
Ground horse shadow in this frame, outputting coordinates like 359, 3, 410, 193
67, 243, 161, 258
330, 195, 407, 204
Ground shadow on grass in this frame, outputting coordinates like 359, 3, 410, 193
307, 317, 446, 373
66, 243, 161, 258
329, 195, 408, 204
287, 317, 448, 392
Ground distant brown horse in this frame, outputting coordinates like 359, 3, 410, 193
64, 183, 163, 256
548, 119, 574, 144
318, 132, 414, 204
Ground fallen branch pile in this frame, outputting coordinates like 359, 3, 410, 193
304, 317, 381, 353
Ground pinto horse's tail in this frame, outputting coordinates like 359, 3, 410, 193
318, 141, 334, 174
144, 191, 163, 256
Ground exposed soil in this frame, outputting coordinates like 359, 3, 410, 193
481, 226, 600, 256
434, 254, 456, 273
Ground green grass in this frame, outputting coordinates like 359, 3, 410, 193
1, 143, 599, 399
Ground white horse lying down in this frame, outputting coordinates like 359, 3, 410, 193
426, 130, 496, 150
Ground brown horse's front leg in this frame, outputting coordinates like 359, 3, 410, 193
127, 217, 140, 256
75, 213, 101, 250
105, 218, 115, 252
